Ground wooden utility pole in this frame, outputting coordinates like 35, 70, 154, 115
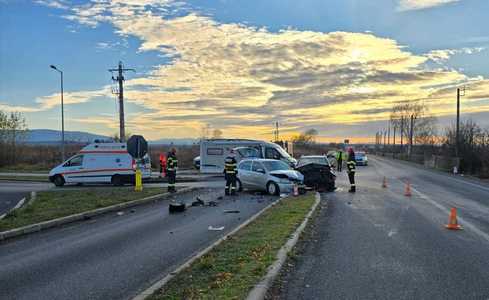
109, 61, 135, 142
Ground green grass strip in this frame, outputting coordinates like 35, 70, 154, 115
0, 187, 167, 231
149, 193, 316, 300
0, 175, 49, 182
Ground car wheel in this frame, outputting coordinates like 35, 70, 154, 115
111, 175, 124, 186
236, 178, 243, 192
53, 175, 65, 187
266, 181, 280, 196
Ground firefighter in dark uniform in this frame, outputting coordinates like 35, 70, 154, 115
224, 150, 238, 195
166, 148, 178, 193
346, 148, 356, 193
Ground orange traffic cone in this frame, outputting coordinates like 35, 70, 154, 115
404, 180, 412, 197
445, 207, 462, 230
382, 177, 388, 188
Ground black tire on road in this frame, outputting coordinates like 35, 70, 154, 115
111, 175, 124, 186
267, 181, 280, 195
53, 175, 65, 187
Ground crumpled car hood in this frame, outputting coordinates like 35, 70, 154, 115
269, 170, 304, 181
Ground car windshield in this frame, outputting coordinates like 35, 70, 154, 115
262, 160, 291, 171
298, 157, 328, 165
356, 152, 365, 157
274, 146, 293, 161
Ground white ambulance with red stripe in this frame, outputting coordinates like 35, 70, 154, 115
48, 142, 151, 187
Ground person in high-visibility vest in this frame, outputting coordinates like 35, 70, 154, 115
346, 148, 356, 193
336, 150, 344, 172
166, 148, 178, 193
224, 150, 238, 195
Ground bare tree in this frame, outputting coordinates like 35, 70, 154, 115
0, 111, 28, 165
292, 128, 318, 146
212, 129, 223, 139
390, 102, 437, 148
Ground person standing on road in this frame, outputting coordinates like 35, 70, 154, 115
346, 148, 356, 193
224, 150, 238, 196
336, 150, 344, 172
166, 148, 178, 193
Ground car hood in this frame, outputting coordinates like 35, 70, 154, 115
269, 170, 304, 181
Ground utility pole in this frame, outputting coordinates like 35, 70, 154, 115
109, 61, 135, 142
50, 65, 65, 162
387, 122, 391, 146
409, 114, 415, 157
393, 125, 396, 146
400, 117, 404, 152
455, 87, 465, 156
275, 121, 279, 142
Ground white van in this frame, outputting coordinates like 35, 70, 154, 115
48, 142, 151, 187
199, 139, 296, 174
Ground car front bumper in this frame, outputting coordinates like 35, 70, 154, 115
277, 182, 306, 194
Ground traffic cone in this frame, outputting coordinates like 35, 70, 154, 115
382, 177, 388, 188
404, 180, 412, 197
445, 207, 462, 230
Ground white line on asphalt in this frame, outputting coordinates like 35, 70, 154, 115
410, 186, 489, 244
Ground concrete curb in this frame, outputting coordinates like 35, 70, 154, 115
131, 193, 292, 300
246, 192, 322, 300
0, 197, 27, 220
0, 187, 198, 241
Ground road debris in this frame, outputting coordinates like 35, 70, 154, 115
208, 200, 218, 207
169, 202, 186, 213
208, 226, 225, 231
117, 211, 124, 216
223, 210, 240, 214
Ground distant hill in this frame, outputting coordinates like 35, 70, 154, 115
22, 129, 111, 144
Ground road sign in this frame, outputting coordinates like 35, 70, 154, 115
127, 135, 148, 159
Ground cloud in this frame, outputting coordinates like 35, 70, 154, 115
34, 0, 69, 10
0, 103, 42, 113
35, 86, 112, 110
23, 0, 489, 141
426, 47, 485, 63
398, 0, 460, 11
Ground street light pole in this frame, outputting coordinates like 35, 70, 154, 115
50, 65, 65, 162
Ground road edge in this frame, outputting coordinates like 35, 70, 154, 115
0, 187, 198, 241
131, 193, 316, 300
245, 192, 321, 300
0, 197, 26, 220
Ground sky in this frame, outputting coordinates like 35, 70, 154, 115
1, 0, 489, 142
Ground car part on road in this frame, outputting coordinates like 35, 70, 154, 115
208, 225, 224, 231
169, 201, 186, 213
224, 210, 240, 214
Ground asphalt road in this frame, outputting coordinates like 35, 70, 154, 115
276, 155, 489, 300
0, 182, 50, 215
0, 188, 277, 300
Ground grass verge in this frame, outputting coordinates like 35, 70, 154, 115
148, 193, 316, 300
0, 175, 49, 182
0, 187, 167, 231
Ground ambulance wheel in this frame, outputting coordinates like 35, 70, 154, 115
267, 181, 280, 196
53, 175, 65, 187
236, 178, 243, 192
111, 175, 124, 186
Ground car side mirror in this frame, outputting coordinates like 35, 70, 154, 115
257, 168, 265, 174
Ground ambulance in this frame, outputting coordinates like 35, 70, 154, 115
48, 142, 151, 187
